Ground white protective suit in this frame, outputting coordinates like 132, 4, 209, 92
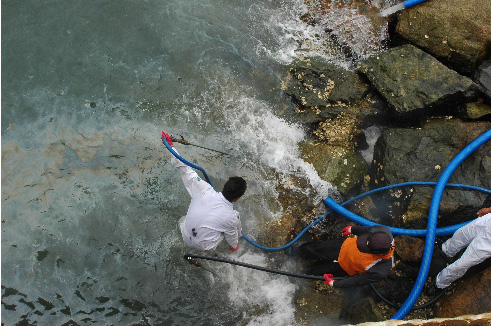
435, 213, 491, 288
170, 149, 241, 251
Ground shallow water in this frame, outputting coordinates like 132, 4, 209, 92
2, 0, 391, 324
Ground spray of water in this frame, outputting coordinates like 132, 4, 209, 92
2, 0, 395, 324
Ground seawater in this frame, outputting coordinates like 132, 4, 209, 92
2, 0, 390, 324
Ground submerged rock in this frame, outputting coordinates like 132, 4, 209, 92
459, 102, 491, 121
303, 0, 390, 60
294, 284, 345, 325
358, 45, 479, 123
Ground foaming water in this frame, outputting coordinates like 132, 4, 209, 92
304, 0, 392, 62
224, 252, 298, 325
2, 0, 388, 324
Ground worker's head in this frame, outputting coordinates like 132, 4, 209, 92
358, 231, 393, 255
222, 176, 247, 202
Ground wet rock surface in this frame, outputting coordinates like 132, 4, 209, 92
371, 119, 491, 226
434, 264, 491, 318
358, 45, 479, 122
395, 0, 491, 77
276, 0, 491, 324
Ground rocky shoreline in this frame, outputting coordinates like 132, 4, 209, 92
268, 0, 490, 324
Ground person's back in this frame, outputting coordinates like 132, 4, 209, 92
183, 189, 241, 250
163, 132, 246, 251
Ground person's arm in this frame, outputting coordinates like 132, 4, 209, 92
169, 148, 214, 198
223, 212, 241, 250
162, 132, 213, 198
478, 207, 491, 217
331, 259, 392, 288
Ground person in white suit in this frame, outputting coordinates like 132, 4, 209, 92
162, 132, 246, 252
435, 207, 491, 289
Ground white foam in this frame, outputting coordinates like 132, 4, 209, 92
224, 95, 338, 202
224, 252, 297, 325
360, 125, 383, 164
251, 0, 348, 66
312, 1, 389, 60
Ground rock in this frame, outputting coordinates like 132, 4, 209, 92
459, 102, 491, 121
395, 0, 491, 76
304, 0, 389, 60
341, 313, 491, 325
434, 266, 491, 318
370, 118, 491, 225
283, 56, 368, 110
255, 173, 324, 248
395, 235, 425, 262
394, 235, 450, 279
294, 285, 344, 324
358, 45, 479, 122
475, 60, 491, 102
299, 139, 368, 196
343, 297, 385, 324
312, 111, 365, 148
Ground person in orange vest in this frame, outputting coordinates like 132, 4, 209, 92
299, 225, 395, 288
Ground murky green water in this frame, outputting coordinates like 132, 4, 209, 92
1, 0, 389, 324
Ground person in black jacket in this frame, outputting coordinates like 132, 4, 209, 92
300, 225, 395, 288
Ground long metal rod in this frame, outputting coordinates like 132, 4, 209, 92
171, 135, 229, 155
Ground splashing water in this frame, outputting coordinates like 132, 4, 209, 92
2, 0, 391, 324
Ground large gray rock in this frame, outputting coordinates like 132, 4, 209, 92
283, 56, 368, 110
358, 45, 479, 122
370, 118, 491, 224
395, 0, 491, 77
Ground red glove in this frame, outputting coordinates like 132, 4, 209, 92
161, 131, 173, 146
323, 274, 334, 286
342, 226, 352, 236
230, 244, 239, 252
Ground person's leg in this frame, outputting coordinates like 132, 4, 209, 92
442, 218, 481, 257
436, 236, 491, 288
300, 238, 346, 261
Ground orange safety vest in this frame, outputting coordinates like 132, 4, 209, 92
338, 237, 394, 276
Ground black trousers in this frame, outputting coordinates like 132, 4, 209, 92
300, 238, 350, 277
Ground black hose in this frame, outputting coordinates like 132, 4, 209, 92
370, 282, 448, 310
184, 253, 343, 281
185, 253, 447, 311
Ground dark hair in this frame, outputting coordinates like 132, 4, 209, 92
222, 176, 247, 202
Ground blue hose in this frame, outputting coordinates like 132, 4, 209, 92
380, 0, 427, 17
162, 129, 491, 319
391, 128, 491, 319
403, 0, 426, 8
162, 134, 491, 244
244, 181, 491, 250
162, 137, 214, 188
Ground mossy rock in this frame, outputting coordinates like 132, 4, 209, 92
300, 140, 368, 196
